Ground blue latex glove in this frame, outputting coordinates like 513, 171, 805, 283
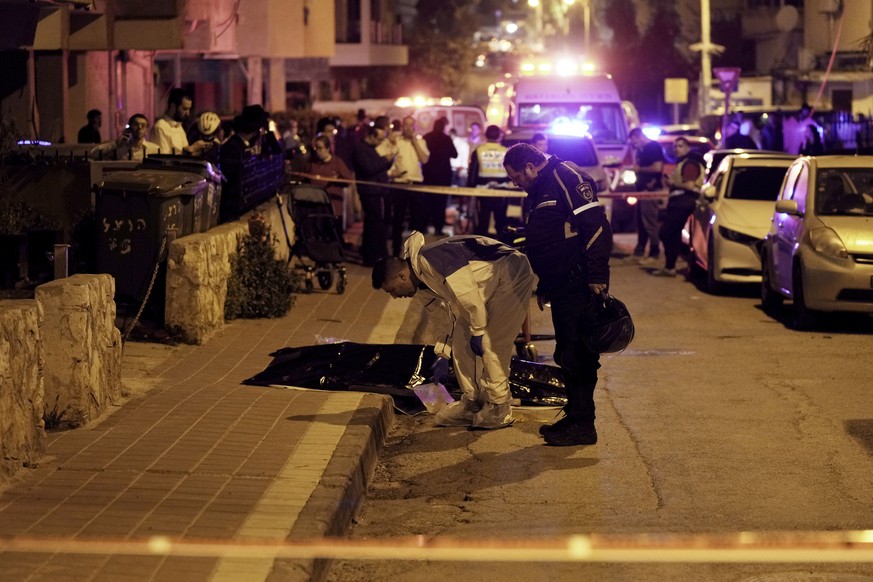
431, 357, 449, 385
470, 334, 484, 357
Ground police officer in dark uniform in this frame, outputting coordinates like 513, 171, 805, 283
503, 143, 612, 446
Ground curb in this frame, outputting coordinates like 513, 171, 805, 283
270, 394, 396, 582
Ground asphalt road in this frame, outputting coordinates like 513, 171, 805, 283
327, 252, 873, 582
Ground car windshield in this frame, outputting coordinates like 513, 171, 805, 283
516, 103, 627, 145
815, 169, 873, 216
725, 166, 789, 201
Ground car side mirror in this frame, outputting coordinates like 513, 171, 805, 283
775, 199, 801, 216
702, 185, 716, 200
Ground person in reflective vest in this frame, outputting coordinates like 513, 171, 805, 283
468, 125, 511, 236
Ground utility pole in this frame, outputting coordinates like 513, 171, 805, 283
689, 0, 725, 117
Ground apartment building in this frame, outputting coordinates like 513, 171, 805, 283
1, 0, 409, 142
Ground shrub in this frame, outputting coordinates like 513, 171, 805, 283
225, 213, 298, 319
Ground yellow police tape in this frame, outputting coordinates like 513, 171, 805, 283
289, 171, 671, 200
2, 530, 873, 562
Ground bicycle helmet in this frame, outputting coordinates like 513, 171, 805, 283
198, 111, 221, 138
584, 294, 635, 354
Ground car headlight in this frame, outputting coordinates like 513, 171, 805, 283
620, 169, 636, 185
717, 225, 760, 246
809, 226, 849, 259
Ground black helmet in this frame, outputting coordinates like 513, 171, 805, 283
584, 294, 635, 354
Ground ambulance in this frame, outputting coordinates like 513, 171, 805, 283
487, 58, 637, 230
489, 58, 631, 166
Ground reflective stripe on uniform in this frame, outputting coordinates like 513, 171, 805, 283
585, 226, 604, 250
573, 201, 600, 215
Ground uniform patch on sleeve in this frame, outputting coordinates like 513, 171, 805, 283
576, 180, 594, 202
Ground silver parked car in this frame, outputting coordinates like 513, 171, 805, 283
760, 155, 873, 329
686, 152, 796, 293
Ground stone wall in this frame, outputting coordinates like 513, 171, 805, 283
0, 300, 45, 478
35, 274, 122, 429
165, 194, 295, 345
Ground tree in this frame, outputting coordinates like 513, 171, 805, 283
400, 1, 482, 97
629, 1, 694, 122
602, 0, 640, 102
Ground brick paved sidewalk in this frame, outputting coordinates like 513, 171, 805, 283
0, 263, 401, 582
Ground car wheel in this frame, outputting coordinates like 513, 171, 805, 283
760, 252, 783, 313
791, 263, 818, 330
705, 234, 723, 295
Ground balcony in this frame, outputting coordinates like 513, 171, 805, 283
331, 21, 408, 67
14, 3, 109, 51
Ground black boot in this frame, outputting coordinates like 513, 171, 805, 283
539, 406, 572, 437
541, 383, 597, 446
543, 419, 597, 446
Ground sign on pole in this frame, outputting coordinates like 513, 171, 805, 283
713, 67, 741, 93
664, 78, 689, 125
713, 67, 741, 147
664, 78, 689, 104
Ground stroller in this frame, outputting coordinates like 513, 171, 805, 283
286, 184, 348, 294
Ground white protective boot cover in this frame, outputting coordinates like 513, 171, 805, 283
470, 402, 515, 430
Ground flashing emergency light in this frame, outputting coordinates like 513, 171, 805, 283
519, 57, 598, 77
487, 105, 505, 126
17, 139, 52, 146
550, 118, 590, 137
642, 126, 661, 140
394, 96, 455, 108
556, 59, 578, 76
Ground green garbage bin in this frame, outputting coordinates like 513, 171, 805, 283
96, 169, 206, 302
140, 155, 223, 232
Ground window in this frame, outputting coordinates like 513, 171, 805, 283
516, 103, 626, 145
793, 166, 808, 213
780, 163, 801, 202
726, 166, 790, 201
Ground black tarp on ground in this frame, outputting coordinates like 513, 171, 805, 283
243, 342, 568, 415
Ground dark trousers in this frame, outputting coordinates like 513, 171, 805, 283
359, 190, 387, 266
425, 181, 450, 232
475, 196, 509, 236
548, 285, 601, 422
659, 194, 696, 270
391, 189, 427, 256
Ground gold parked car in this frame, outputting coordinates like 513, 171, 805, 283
760, 155, 873, 329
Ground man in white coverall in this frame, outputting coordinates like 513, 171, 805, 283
371, 231, 535, 429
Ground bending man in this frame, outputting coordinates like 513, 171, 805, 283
372, 231, 535, 429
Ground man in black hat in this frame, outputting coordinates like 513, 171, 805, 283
218, 107, 270, 223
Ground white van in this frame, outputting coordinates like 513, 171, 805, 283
385, 103, 486, 140
386, 103, 487, 179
